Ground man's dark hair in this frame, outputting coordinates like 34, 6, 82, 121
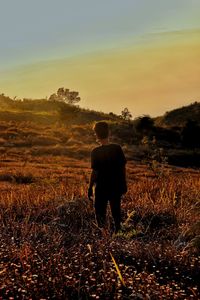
93, 121, 109, 139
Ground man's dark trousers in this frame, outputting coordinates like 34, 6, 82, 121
94, 189, 121, 233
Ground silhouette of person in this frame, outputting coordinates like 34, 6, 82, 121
88, 121, 127, 233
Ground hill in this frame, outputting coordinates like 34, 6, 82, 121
0, 93, 200, 167
0, 93, 133, 161
0, 93, 121, 125
155, 101, 200, 127
1, 93, 200, 128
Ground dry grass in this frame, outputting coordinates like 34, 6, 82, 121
0, 151, 199, 299
0, 120, 199, 299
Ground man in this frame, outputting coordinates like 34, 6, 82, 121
88, 121, 127, 233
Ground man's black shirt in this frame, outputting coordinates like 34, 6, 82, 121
91, 143, 127, 196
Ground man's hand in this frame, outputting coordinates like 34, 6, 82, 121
88, 186, 93, 201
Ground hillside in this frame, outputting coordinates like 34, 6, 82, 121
156, 102, 200, 127
0, 94, 200, 167
0, 94, 132, 161
1, 93, 200, 127
0, 93, 121, 125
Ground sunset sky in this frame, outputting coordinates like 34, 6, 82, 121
0, 0, 200, 117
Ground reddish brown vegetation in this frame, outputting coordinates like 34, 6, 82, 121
0, 152, 199, 299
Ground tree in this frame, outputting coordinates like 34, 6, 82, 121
135, 115, 154, 134
49, 87, 81, 104
121, 107, 132, 121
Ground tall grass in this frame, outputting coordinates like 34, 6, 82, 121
0, 154, 199, 299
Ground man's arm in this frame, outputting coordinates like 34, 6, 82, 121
88, 170, 97, 200
88, 148, 98, 200
121, 164, 127, 194
118, 145, 127, 194
89, 169, 97, 189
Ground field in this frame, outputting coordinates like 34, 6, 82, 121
0, 127, 199, 299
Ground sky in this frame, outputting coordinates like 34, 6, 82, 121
0, 0, 200, 117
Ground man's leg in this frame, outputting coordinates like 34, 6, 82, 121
94, 193, 108, 229
109, 196, 121, 233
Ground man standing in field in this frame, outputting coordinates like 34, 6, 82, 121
88, 121, 127, 233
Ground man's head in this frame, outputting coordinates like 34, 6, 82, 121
93, 121, 109, 142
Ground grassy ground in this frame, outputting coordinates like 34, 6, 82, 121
0, 151, 199, 299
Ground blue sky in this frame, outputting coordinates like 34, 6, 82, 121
1, 0, 200, 69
